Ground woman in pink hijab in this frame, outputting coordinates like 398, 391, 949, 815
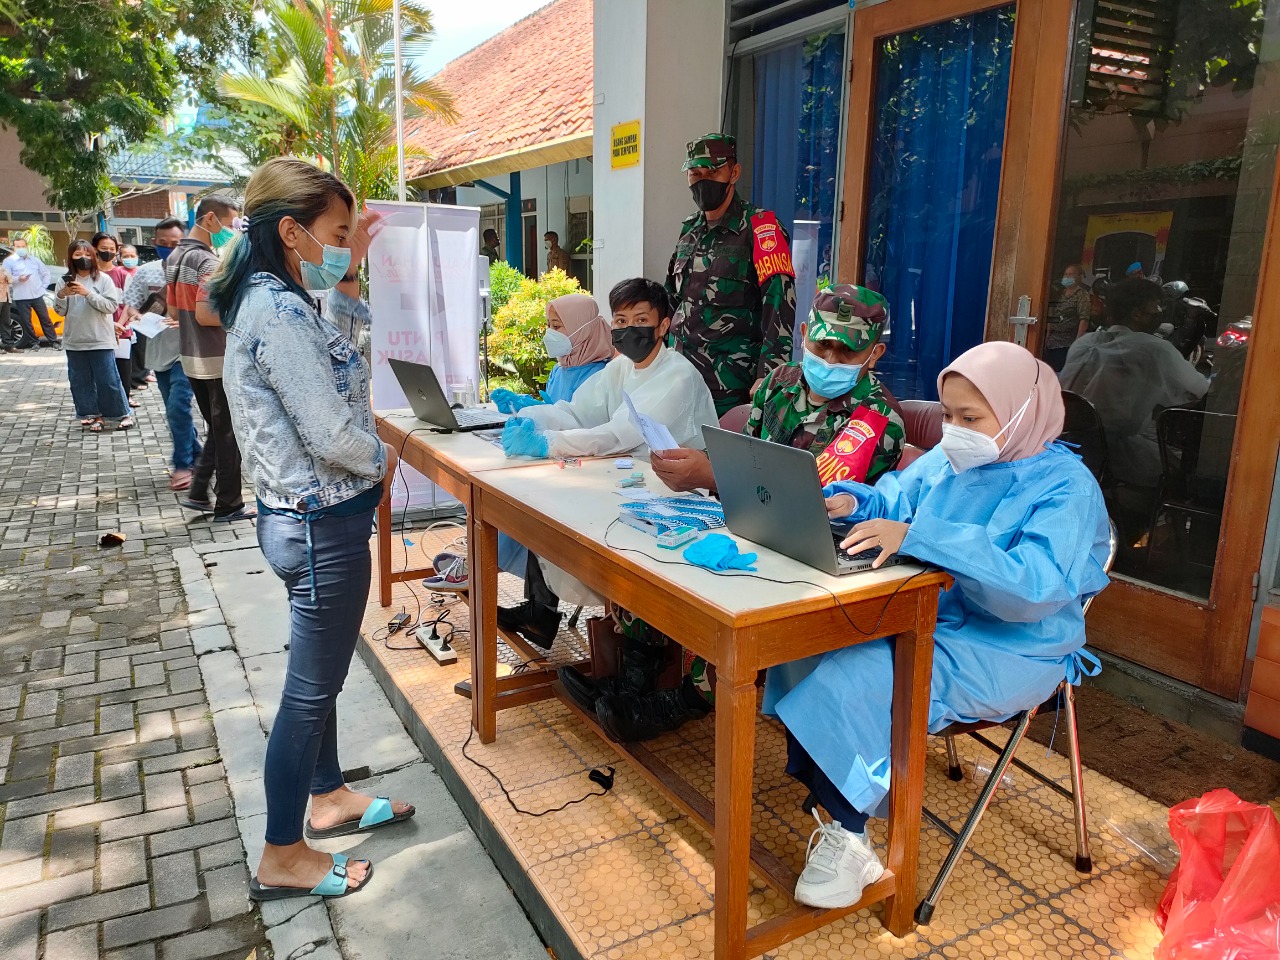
491, 293, 612, 411
763, 340, 1112, 912
541, 293, 613, 403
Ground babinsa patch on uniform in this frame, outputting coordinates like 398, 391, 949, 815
815, 407, 890, 485
751, 212, 794, 284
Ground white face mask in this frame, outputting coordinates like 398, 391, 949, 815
938, 391, 1034, 474
544, 240, 552, 251
543, 328, 573, 358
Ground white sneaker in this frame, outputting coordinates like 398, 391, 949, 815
794, 808, 885, 909
423, 551, 469, 592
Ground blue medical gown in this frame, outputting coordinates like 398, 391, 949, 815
763, 443, 1111, 818
544, 360, 608, 405
497, 360, 609, 576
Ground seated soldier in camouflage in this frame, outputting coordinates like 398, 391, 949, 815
559, 284, 905, 743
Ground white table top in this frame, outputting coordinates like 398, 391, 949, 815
376, 410, 547, 476
472, 456, 934, 622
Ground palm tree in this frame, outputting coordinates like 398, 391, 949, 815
217, 0, 454, 204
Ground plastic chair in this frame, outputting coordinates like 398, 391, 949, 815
901, 399, 943, 450
1144, 407, 1236, 571
914, 519, 1119, 925
1059, 390, 1110, 486
718, 403, 753, 433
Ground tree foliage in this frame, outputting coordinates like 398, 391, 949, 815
0, 0, 253, 214
206, 0, 455, 206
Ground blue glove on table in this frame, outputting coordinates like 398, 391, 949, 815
491, 388, 543, 414
501, 417, 550, 459
683, 533, 757, 572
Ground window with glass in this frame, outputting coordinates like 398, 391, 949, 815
731, 22, 847, 352
1047, 0, 1278, 599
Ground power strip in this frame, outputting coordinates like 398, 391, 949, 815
415, 624, 458, 664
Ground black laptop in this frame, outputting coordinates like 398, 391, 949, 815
387, 358, 508, 432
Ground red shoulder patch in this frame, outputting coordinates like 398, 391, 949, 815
750, 211, 795, 285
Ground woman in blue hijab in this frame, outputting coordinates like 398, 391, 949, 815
764, 340, 1111, 910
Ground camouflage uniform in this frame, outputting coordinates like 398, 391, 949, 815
685, 284, 903, 704
665, 135, 797, 416
745, 364, 904, 484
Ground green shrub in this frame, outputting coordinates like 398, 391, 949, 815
488, 260, 524, 315
488, 268, 586, 394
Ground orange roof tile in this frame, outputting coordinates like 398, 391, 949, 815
405, 0, 593, 184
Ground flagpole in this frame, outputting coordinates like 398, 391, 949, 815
393, 0, 407, 202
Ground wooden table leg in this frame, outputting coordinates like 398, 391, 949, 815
469, 488, 499, 743
884, 587, 938, 935
714, 673, 758, 960
377, 490, 392, 608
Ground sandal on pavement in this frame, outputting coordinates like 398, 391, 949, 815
305, 797, 416, 840
178, 496, 215, 513
86, 420, 103, 433
214, 506, 258, 523
248, 852, 373, 902
80, 417, 100, 427
169, 469, 193, 491
116, 417, 134, 430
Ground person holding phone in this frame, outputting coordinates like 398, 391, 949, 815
56, 240, 129, 432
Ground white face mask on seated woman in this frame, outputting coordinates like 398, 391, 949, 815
937, 355, 1042, 474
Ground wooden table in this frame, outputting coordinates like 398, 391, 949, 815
373, 411, 517, 608
374, 411, 583, 695
467, 458, 950, 958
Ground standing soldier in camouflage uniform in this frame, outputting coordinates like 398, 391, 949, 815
561, 286, 906, 743
665, 134, 797, 417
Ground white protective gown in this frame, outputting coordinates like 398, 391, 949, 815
763, 444, 1111, 818
521, 345, 719, 458
1058, 325, 1208, 487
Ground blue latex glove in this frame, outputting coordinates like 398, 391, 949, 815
491, 388, 543, 414
501, 417, 550, 459
682, 533, 757, 572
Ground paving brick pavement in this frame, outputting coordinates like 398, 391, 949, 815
0, 352, 267, 960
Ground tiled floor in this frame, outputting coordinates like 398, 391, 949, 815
362, 531, 1174, 960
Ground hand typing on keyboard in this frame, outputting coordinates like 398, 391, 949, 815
838, 519, 910, 570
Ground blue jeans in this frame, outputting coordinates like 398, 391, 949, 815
66, 348, 128, 420
155, 363, 202, 470
258, 507, 375, 846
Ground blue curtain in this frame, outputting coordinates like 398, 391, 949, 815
864, 8, 1016, 400
752, 29, 845, 280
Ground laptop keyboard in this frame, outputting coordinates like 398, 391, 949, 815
832, 532, 884, 566
453, 408, 506, 427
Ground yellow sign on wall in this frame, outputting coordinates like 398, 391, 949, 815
610, 120, 641, 169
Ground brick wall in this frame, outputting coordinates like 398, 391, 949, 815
114, 191, 171, 219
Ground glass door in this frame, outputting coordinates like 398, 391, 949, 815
838, 0, 1076, 399
1038, 0, 1280, 694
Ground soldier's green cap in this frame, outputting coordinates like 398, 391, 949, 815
807, 284, 889, 352
683, 134, 737, 171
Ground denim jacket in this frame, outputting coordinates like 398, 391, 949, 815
224, 274, 385, 511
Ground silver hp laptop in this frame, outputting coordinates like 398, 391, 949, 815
702, 425, 903, 576
387, 358, 508, 432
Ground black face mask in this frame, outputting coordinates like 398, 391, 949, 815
96, 249, 115, 263
612, 325, 661, 363
71, 257, 93, 273
690, 177, 732, 212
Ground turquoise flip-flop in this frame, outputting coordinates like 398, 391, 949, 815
304, 796, 416, 840
248, 852, 373, 901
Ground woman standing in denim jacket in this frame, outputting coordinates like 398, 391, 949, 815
207, 158, 412, 900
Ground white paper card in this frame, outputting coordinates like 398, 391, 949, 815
623, 391, 677, 452
114, 338, 133, 359
130, 312, 169, 340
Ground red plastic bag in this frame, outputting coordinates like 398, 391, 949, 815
1155, 788, 1280, 959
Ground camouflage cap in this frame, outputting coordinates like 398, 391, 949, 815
806, 284, 888, 352
683, 134, 737, 171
